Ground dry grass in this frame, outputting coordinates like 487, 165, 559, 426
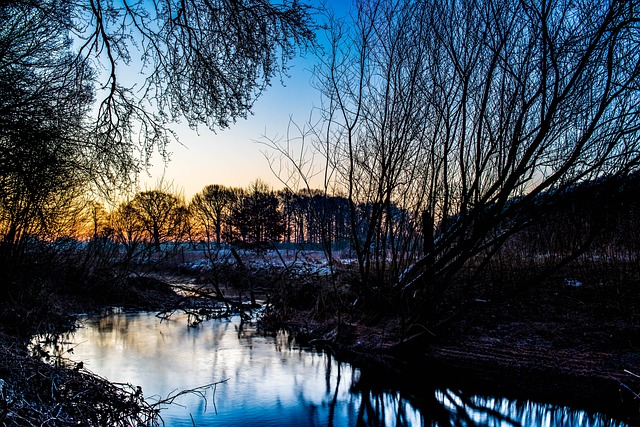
0, 332, 161, 426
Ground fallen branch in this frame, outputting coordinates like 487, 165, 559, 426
156, 282, 260, 326
152, 379, 230, 416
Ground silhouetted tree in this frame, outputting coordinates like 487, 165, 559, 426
231, 180, 284, 247
278, 188, 295, 244
190, 184, 237, 247
130, 190, 188, 251
109, 201, 146, 266
0, 1, 94, 261
0, 0, 314, 249
268, 0, 640, 327
0, 0, 314, 304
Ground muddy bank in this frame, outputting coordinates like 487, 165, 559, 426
257, 266, 640, 425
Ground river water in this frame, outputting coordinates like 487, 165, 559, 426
48, 311, 629, 426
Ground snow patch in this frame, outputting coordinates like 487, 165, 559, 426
564, 278, 583, 287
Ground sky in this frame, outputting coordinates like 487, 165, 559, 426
141, 1, 350, 200
143, 55, 320, 199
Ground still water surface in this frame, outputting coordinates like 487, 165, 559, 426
53, 311, 628, 426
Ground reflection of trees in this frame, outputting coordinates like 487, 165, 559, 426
326, 352, 342, 427
346, 365, 626, 427
349, 366, 447, 427
438, 389, 626, 427
440, 389, 519, 427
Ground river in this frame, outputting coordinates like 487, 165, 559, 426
46, 311, 629, 426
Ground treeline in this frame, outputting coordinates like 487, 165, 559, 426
89, 179, 422, 267
3, 172, 639, 282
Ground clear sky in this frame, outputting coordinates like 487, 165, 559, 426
142, 1, 350, 200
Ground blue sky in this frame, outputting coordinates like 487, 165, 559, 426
144, 54, 319, 198
143, 1, 352, 199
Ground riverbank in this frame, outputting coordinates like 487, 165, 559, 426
0, 331, 161, 425
0, 272, 185, 426
423, 266, 640, 423
152, 241, 640, 423
2, 259, 639, 425
256, 262, 640, 425
266, 311, 640, 424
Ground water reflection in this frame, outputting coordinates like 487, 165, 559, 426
52, 312, 627, 426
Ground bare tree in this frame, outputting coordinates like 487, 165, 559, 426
0, 0, 314, 270
1, 0, 314, 192
0, 1, 94, 260
230, 179, 284, 248
190, 184, 237, 248
109, 201, 146, 266
302, 0, 434, 284
75, 0, 314, 189
269, 0, 640, 325
397, 0, 640, 311
130, 190, 188, 252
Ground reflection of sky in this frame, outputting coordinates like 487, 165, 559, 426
65, 312, 418, 426
54, 312, 628, 427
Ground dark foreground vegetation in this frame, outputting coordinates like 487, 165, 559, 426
0, 173, 640, 425
4, 0, 640, 424
0, 330, 160, 425
0, 177, 636, 425
0, 260, 177, 425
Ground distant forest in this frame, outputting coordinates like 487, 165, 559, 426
6, 172, 632, 286
71, 179, 413, 259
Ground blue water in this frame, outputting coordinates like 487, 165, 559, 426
50, 312, 628, 426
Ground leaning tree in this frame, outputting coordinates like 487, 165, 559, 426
266, 0, 640, 325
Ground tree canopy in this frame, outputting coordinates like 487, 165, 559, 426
1, 0, 314, 190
